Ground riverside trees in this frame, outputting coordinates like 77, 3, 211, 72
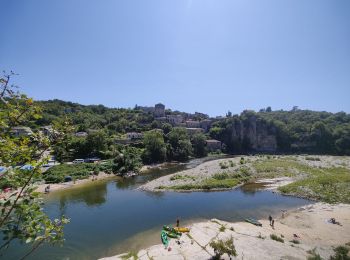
0, 73, 69, 258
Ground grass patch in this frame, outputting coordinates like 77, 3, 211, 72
219, 226, 226, 232
279, 167, 350, 203
290, 239, 300, 244
43, 163, 110, 183
170, 174, 195, 181
170, 177, 240, 191
270, 234, 284, 243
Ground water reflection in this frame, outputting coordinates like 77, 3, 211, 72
57, 180, 108, 207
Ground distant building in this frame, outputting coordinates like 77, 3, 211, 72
10, 127, 33, 137
206, 139, 222, 152
75, 132, 88, 137
126, 132, 143, 140
186, 128, 204, 136
200, 119, 212, 132
39, 125, 54, 136
167, 115, 183, 126
186, 120, 200, 128
154, 103, 165, 118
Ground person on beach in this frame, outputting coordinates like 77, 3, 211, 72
271, 219, 275, 229
176, 218, 180, 227
269, 215, 272, 225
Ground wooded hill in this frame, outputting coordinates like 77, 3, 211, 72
33, 100, 350, 155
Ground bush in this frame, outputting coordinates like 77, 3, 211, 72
330, 246, 350, 260
270, 234, 284, 243
219, 162, 229, 169
209, 236, 237, 259
307, 248, 322, 260
240, 157, 245, 164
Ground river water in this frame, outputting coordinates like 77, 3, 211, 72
4, 157, 310, 260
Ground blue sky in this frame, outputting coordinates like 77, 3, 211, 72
0, 0, 349, 116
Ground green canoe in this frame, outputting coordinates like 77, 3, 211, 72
245, 218, 262, 226
165, 230, 181, 238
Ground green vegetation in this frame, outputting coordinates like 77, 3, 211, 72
279, 167, 350, 203
170, 174, 195, 181
219, 161, 229, 169
270, 234, 284, 243
191, 133, 208, 158
142, 130, 167, 163
209, 236, 237, 259
210, 109, 350, 155
170, 177, 240, 191
121, 251, 138, 260
44, 163, 101, 183
166, 127, 193, 162
290, 239, 300, 244
330, 245, 350, 260
0, 73, 69, 257
219, 226, 226, 232
252, 158, 350, 203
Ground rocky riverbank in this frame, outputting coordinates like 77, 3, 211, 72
100, 203, 350, 260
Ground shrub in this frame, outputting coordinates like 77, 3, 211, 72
330, 246, 350, 260
219, 162, 229, 169
270, 234, 284, 243
290, 239, 300, 244
209, 236, 237, 259
240, 157, 245, 164
307, 248, 322, 260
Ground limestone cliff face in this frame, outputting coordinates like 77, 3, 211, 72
228, 115, 277, 152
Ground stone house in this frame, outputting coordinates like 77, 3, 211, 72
10, 127, 33, 137
126, 132, 144, 140
186, 120, 200, 128
167, 115, 183, 126
154, 103, 165, 118
206, 139, 222, 151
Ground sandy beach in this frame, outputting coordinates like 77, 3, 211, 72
100, 203, 350, 260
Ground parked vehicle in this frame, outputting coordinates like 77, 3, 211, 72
84, 158, 101, 163
72, 159, 84, 164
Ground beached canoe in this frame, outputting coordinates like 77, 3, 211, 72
163, 225, 180, 234
161, 230, 169, 246
174, 227, 190, 233
245, 218, 262, 226
165, 230, 181, 238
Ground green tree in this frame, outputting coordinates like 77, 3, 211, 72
112, 146, 142, 174
191, 133, 208, 157
166, 127, 193, 161
0, 73, 69, 258
142, 130, 167, 163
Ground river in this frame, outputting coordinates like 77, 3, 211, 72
4, 157, 310, 260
